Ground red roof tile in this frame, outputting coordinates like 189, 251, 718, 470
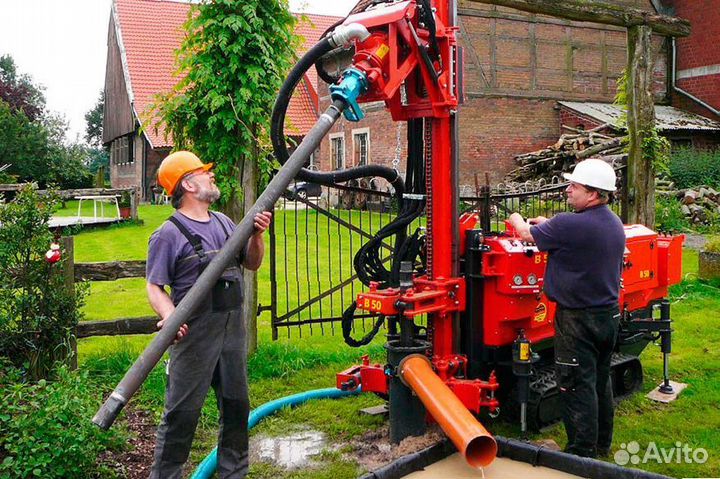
115, 0, 190, 147
113, 0, 343, 146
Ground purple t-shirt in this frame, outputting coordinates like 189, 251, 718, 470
529, 205, 625, 309
146, 211, 245, 305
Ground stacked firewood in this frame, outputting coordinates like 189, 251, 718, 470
656, 180, 720, 224
505, 124, 626, 183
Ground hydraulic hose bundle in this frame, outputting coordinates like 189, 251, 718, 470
340, 120, 428, 348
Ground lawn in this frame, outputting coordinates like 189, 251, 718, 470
74, 204, 719, 478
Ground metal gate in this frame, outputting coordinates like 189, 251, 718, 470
268, 178, 624, 339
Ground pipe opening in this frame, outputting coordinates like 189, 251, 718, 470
465, 435, 498, 468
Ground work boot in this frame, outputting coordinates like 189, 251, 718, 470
597, 446, 611, 458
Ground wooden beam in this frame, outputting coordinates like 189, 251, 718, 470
75, 260, 146, 281
625, 25, 656, 226
76, 316, 158, 338
462, 0, 691, 37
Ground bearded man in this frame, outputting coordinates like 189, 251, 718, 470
146, 151, 271, 478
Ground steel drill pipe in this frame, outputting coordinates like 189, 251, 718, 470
398, 354, 497, 468
92, 100, 346, 430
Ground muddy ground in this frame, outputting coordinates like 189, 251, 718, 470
100, 410, 448, 478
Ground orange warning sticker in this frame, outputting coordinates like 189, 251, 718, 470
533, 302, 547, 322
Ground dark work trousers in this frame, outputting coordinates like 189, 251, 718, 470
149, 305, 249, 479
554, 304, 620, 458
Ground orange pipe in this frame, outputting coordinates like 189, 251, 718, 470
399, 354, 497, 468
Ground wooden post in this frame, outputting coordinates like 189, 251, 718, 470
242, 158, 259, 355
625, 25, 656, 227
130, 187, 139, 220
62, 236, 78, 370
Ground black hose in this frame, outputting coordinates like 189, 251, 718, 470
270, 38, 404, 197
271, 37, 334, 166
342, 302, 386, 348
353, 118, 427, 288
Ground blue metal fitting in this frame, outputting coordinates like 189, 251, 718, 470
329, 68, 368, 122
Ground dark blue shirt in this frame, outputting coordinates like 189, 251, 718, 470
529, 205, 625, 308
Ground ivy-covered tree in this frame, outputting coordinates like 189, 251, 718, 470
153, 0, 298, 220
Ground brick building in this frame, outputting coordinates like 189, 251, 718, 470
666, 0, 720, 121
103, 0, 339, 200
316, 0, 718, 188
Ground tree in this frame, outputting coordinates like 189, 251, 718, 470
84, 90, 104, 147
0, 54, 46, 122
153, 0, 298, 220
0, 55, 92, 188
84, 90, 109, 182
0, 99, 49, 183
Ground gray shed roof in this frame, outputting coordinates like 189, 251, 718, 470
559, 101, 720, 131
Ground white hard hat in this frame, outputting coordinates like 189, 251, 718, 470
562, 159, 617, 192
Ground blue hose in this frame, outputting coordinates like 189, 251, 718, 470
191, 387, 362, 479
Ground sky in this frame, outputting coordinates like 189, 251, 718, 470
0, 0, 357, 144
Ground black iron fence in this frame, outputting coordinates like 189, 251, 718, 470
269, 177, 625, 339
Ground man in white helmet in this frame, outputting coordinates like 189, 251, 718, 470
509, 159, 625, 458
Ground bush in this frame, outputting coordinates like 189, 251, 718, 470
705, 236, 720, 253
0, 184, 87, 380
668, 147, 720, 189
655, 196, 691, 232
0, 361, 126, 478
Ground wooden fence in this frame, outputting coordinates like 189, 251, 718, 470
64, 237, 158, 345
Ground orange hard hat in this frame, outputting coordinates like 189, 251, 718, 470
157, 151, 214, 195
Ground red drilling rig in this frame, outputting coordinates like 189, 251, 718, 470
96, 1, 684, 470
282, 0, 685, 467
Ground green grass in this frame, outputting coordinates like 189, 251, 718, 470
72, 205, 720, 478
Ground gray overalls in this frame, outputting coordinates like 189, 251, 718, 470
150, 214, 249, 479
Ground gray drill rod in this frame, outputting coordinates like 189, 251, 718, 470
93, 100, 346, 429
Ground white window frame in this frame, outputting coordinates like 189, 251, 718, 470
352, 127, 370, 167
329, 132, 345, 170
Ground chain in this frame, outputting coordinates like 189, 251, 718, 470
424, 119, 433, 278
392, 123, 403, 169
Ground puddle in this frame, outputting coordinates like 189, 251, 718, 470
250, 429, 328, 469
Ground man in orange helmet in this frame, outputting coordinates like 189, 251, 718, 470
146, 151, 271, 478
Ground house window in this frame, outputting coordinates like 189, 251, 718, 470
111, 135, 135, 165
128, 135, 135, 164
353, 129, 369, 166
330, 133, 345, 170
305, 150, 318, 171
